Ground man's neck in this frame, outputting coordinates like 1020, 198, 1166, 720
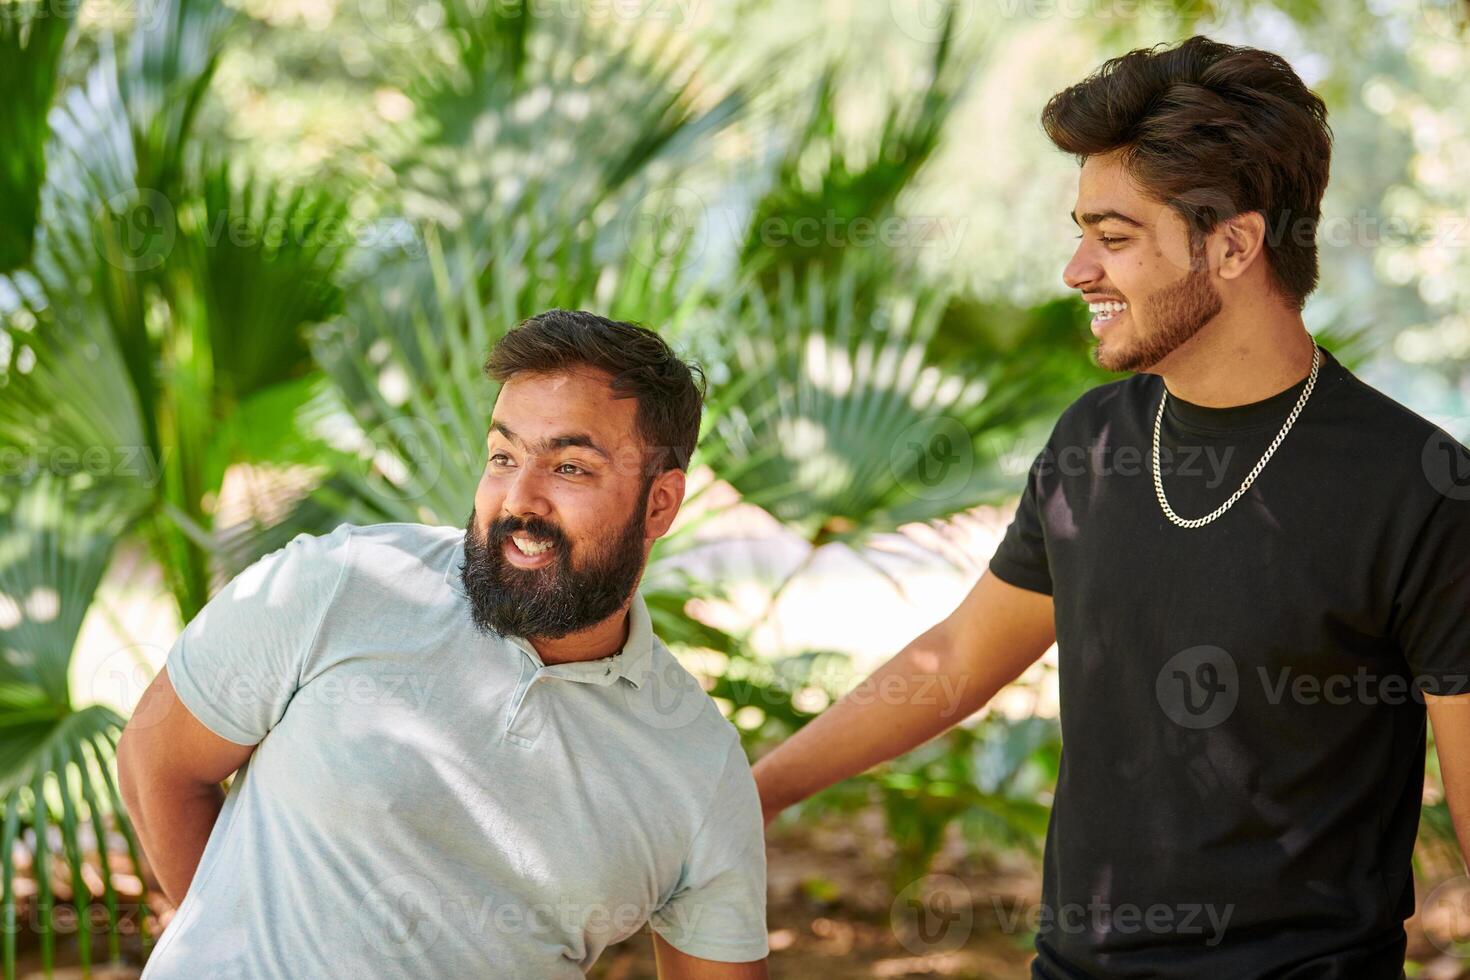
1148, 300, 1316, 407
528, 604, 632, 667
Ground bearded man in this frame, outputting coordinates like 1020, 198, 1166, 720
754, 36, 1470, 978
120, 310, 770, 979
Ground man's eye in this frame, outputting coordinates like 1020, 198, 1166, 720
1100, 236, 1127, 246
489, 453, 512, 466
556, 463, 586, 476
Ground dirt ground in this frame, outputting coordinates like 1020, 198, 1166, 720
590, 810, 1042, 980
14, 811, 1470, 979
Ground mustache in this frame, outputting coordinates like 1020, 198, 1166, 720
486, 515, 569, 550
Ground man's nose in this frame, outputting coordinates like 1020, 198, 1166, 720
500, 464, 552, 519
1062, 241, 1102, 291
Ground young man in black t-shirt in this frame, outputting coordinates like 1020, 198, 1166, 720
753, 35, 1470, 978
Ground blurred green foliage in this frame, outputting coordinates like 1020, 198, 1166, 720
1, 0, 1468, 974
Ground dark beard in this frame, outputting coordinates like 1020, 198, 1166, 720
458, 494, 649, 641
1094, 255, 1223, 373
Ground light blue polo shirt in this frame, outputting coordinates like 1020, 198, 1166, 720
141, 522, 768, 979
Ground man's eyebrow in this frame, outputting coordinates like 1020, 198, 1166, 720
545, 433, 611, 460
1071, 209, 1145, 228
490, 422, 611, 461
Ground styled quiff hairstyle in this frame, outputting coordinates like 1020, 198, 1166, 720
484, 309, 706, 476
1040, 35, 1332, 309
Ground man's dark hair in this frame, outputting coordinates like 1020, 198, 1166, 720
484, 309, 706, 475
1040, 35, 1332, 309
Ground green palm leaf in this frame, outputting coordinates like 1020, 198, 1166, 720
3, 0, 359, 620
399, 13, 748, 234
115, 0, 237, 197
0, 477, 150, 978
181, 162, 352, 399
739, 5, 966, 280
697, 263, 1030, 549
0, 0, 76, 273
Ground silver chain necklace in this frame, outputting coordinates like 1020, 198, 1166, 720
1151, 345, 1320, 529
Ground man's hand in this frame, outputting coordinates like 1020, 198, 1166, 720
117, 667, 257, 905
651, 932, 768, 979
753, 571, 1055, 823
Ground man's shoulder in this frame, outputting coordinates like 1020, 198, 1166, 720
1046, 373, 1153, 441
1329, 367, 1460, 442
287, 521, 461, 597
1320, 366, 1470, 496
306, 521, 460, 558
628, 638, 745, 756
1073, 372, 1152, 411
336, 520, 460, 549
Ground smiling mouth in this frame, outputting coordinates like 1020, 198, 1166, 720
1088, 299, 1128, 324
511, 535, 554, 556
502, 534, 559, 568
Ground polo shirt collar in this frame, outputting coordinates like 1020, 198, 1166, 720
444, 531, 655, 689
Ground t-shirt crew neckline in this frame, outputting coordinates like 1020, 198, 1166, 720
1161, 343, 1345, 436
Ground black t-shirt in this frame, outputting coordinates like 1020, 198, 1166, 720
989, 344, 1470, 979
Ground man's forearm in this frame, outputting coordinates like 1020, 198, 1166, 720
1427, 694, 1470, 876
753, 622, 992, 819
124, 779, 226, 906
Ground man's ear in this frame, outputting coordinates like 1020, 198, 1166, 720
1215, 210, 1268, 283
644, 467, 687, 540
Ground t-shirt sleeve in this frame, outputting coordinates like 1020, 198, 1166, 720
165, 524, 353, 745
988, 444, 1054, 596
648, 736, 768, 963
1393, 489, 1470, 695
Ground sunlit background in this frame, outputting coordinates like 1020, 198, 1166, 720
3, 0, 1470, 975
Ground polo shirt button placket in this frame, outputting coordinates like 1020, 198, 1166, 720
505, 664, 549, 746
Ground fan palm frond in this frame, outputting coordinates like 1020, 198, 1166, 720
0, 0, 76, 272
0, 476, 150, 978
698, 262, 1029, 549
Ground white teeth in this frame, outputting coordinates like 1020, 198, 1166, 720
512, 536, 554, 556
1088, 300, 1128, 321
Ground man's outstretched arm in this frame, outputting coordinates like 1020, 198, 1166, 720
752, 571, 1055, 824
117, 667, 257, 905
